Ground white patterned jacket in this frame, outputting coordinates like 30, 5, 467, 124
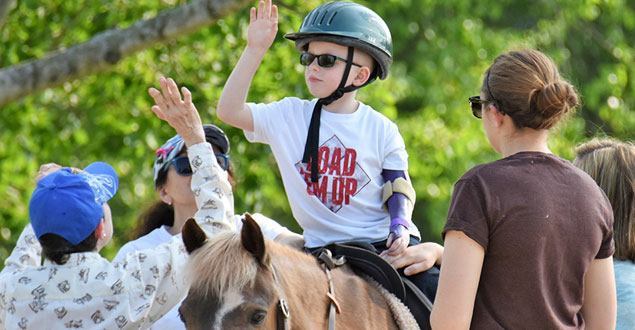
0, 142, 234, 330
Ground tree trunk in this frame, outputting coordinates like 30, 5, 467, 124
0, 0, 252, 107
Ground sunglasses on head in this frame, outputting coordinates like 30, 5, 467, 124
468, 96, 488, 119
170, 154, 230, 176
299, 52, 362, 68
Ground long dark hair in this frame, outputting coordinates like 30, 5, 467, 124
40, 232, 98, 265
134, 156, 235, 239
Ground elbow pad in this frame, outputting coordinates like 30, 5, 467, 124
381, 177, 416, 206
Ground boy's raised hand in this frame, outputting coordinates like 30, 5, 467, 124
247, 0, 278, 53
148, 77, 205, 147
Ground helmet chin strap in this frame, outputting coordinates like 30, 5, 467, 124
302, 47, 376, 183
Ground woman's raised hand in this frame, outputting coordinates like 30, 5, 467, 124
148, 77, 205, 146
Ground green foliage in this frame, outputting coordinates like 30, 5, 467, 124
1, 0, 632, 262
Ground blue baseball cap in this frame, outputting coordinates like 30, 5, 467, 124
29, 162, 119, 245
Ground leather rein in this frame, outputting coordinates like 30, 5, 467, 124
271, 249, 344, 330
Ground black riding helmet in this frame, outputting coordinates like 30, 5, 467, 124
284, 2, 393, 183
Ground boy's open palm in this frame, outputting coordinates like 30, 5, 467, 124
247, 0, 278, 52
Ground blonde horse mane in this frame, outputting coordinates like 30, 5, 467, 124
187, 229, 260, 299
186, 227, 321, 301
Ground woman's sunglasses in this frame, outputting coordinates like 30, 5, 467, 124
299, 52, 361, 68
468, 96, 487, 119
170, 154, 230, 176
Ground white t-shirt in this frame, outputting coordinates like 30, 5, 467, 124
246, 97, 420, 247
113, 214, 291, 330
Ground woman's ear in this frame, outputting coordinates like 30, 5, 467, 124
489, 104, 506, 128
157, 186, 172, 205
352, 66, 372, 86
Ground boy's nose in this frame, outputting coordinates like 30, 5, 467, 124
308, 59, 320, 71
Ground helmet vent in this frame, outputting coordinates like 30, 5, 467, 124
328, 12, 338, 25
310, 11, 319, 25
319, 10, 329, 25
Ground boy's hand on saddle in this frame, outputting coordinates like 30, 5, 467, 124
148, 77, 205, 146
383, 226, 409, 257
247, 0, 278, 54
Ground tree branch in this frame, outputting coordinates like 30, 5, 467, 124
0, 0, 253, 107
0, 0, 16, 32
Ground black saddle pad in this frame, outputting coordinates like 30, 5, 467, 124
321, 242, 407, 301
313, 242, 435, 330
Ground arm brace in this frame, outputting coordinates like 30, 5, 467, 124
381, 170, 416, 223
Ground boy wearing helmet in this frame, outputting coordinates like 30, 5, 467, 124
217, 1, 420, 258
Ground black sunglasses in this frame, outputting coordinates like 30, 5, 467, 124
171, 154, 230, 176
468, 96, 487, 119
300, 52, 361, 68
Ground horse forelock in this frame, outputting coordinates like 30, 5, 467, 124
187, 229, 259, 299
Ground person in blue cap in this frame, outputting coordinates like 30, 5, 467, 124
0, 79, 235, 330
30, 161, 120, 265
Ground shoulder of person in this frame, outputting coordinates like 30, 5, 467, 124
455, 162, 496, 186
359, 102, 399, 126
252, 97, 314, 108
113, 227, 170, 261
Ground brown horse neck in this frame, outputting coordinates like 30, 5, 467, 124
269, 245, 399, 330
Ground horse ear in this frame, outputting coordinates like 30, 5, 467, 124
182, 218, 207, 254
241, 213, 267, 265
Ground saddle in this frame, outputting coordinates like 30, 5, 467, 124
313, 242, 436, 330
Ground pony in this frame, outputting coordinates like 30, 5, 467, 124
179, 214, 419, 330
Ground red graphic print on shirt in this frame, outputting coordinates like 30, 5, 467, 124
295, 135, 370, 213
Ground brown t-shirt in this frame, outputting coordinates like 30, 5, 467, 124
443, 152, 614, 329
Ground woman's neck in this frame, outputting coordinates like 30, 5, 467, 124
168, 204, 197, 235
499, 128, 551, 158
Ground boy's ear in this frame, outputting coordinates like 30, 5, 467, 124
352, 66, 372, 87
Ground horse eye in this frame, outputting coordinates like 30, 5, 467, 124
248, 310, 267, 325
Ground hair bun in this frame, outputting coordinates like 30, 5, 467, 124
531, 81, 579, 120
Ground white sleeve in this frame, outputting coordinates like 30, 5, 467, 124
188, 142, 235, 232
382, 122, 409, 171
114, 233, 190, 327
244, 97, 300, 145
244, 102, 276, 144
1, 224, 41, 275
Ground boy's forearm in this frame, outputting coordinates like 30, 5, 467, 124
382, 169, 413, 221
217, 47, 267, 132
